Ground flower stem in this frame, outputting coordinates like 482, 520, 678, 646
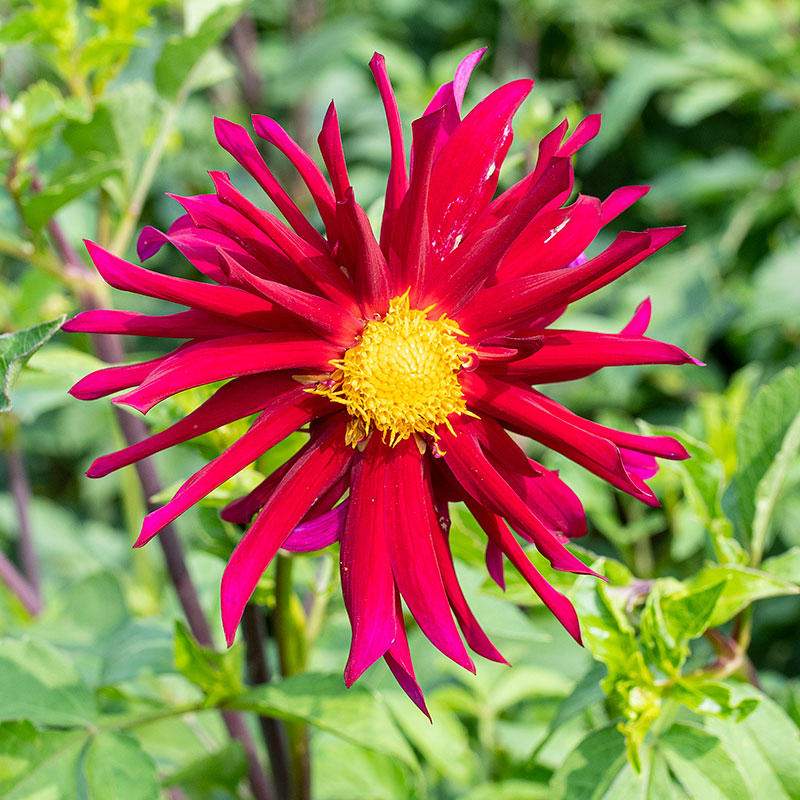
275, 554, 311, 800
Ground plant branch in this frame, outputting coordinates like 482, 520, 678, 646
6, 438, 40, 599
47, 216, 275, 800
241, 603, 293, 800
0, 549, 41, 616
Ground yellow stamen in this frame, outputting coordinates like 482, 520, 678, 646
313, 293, 477, 447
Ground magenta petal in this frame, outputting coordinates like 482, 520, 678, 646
282, 501, 347, 552
621, 298, 652, 336
341, 435, 398, 685
385, 439, 475, 672
620, 448, 660, 480
337, 187, 391, 316
427, 78, 534, 262
557, 114, 601, 156
467, 501, 583, 644
369, 53, 409, 255
221, 419, 353, 645
383, 591, 430, 718
214, 116, 329, 252
440, 421, 601, 576
69, 352, 172, 400
485, 540, 505, 590
462, 372, 659, 505
601, 185, 650, 225
428, 502, 508, 664
390, 108, 443, 301
251, 113, 339, 242
317, 102, 351, 202
114, 333, 340, 414
216, 247, 361, 346
88, 373, 299, 478
135, 390, 332, 547
63, 308, 261, 339
84, 239, 281, 326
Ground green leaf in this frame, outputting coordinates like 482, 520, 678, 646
549, 724, 638, 799
684, 564, 799, 627
163, 741, 248, 794
668, 680, 758, 720
0, 316, 66, 413
21, 158, 120, 230
173, 620, 243, 704
385, 693, 478, 785
704, 686, 800, 800
548, 662, 607, 735
84, 732, 159, 800
0, 721, 88, 799
659, 722, 750, 800
742, 240, 800, 332
735, 367, 800, 549
154, 4, 242, 99
0, 638, 97, 726
762, 546, 800, 584
641, 578, 727, 674
232, 672, 417, 769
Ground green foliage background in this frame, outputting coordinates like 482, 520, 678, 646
0, 0, 799, 798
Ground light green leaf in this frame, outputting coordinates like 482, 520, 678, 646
669, 79, 747, 126
173, 620, 243, 704
548, 662, 607, 735
0, 721, 88, 799
163, 742, 248, 794
685, 564, 799, 627
668, 680, 758, 720
385, 694, 478, 785
84, 732, 159, 800
232, 672, 417, 769
549, 724, 637, 799
22, 159, 120, 230
762, 547, 800, 584
735, 367, 800, 550
464, 780, 550, 800
659, 723, 750, 800
154, 4, 243, 98
704, 686, 800, 800
0, 638, 97, 727
743, 241, 800, 331
0, 316, 66, 413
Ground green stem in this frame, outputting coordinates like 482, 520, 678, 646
274, 554, 310, 800
108, 65, 198, 257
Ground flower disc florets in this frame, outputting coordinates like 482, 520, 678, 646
318, 293, 476, 446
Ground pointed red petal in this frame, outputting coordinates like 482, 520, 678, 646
221, 419, 353, 645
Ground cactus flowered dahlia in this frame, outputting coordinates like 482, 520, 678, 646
66, 49, 699, 713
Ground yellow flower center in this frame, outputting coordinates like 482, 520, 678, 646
316, 294, 477, 447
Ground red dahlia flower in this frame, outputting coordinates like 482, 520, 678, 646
66, 50, 699, 713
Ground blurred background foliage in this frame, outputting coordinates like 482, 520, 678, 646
0, 0, 799, 798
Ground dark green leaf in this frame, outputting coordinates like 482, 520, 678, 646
163, 742, 248, 794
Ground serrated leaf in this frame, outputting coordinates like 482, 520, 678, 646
0, 316, 66, 412
0, 638, 97, 726
232, 672, 417, 769
84, 732, 159, 800
659, 723, 751, 800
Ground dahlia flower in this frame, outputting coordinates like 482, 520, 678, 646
66, 50, 698, 713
